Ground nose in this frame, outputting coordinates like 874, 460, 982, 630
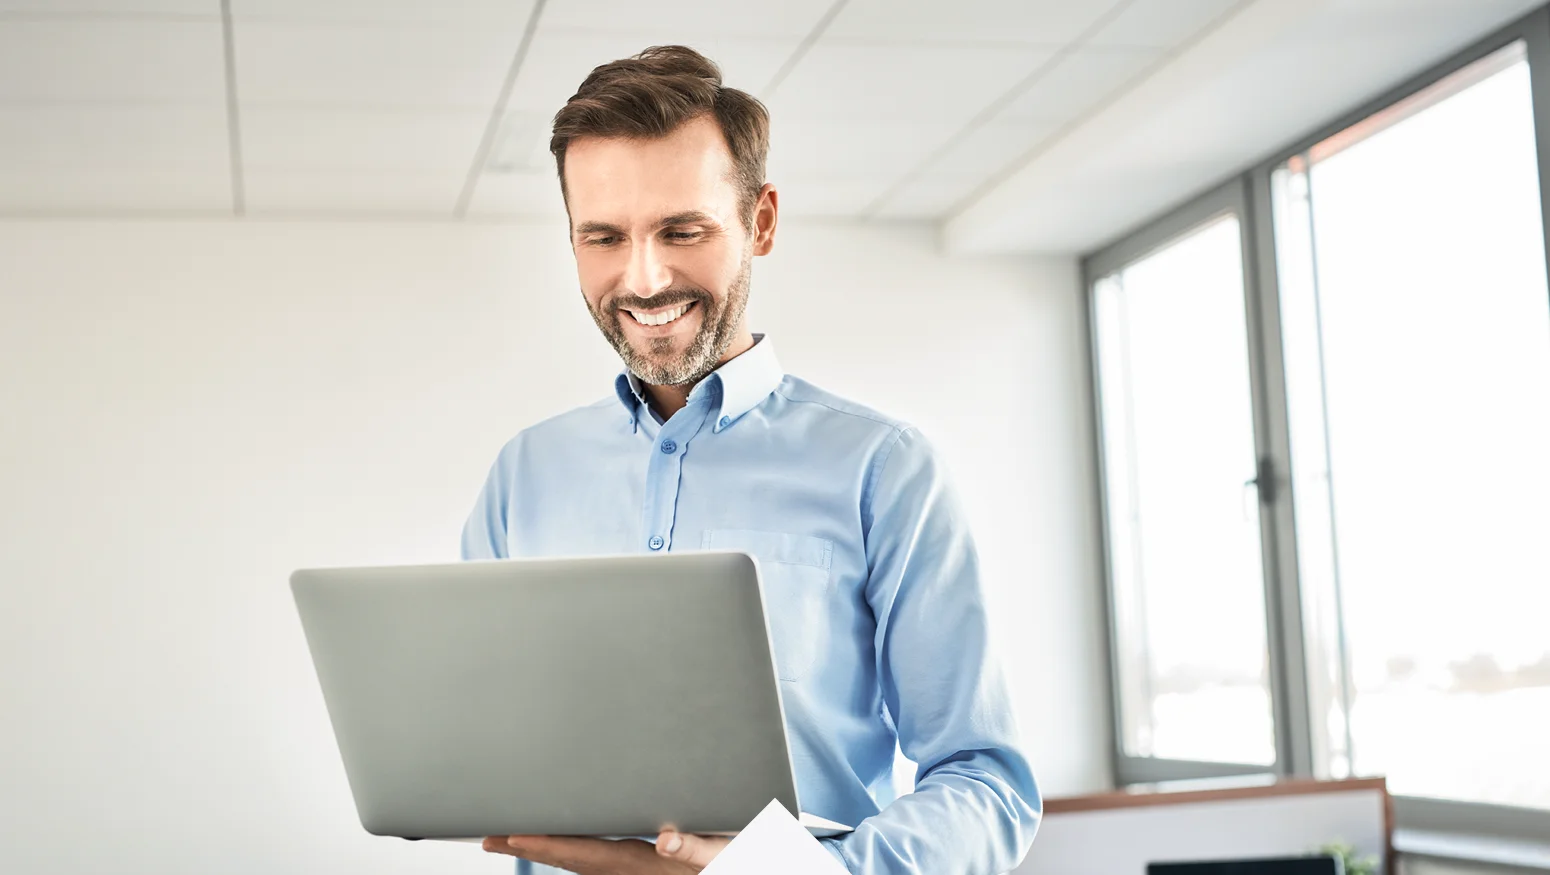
621, 236, 672, 300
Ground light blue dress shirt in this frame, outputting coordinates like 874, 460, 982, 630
461, 336, 1040, 874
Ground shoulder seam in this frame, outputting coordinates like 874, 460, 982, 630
771, 386, 910, 431
861, 424, 916, 531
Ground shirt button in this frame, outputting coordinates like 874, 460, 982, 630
660, 439, 677, 454
718, 416, 731, 429
648, 536, 665, 551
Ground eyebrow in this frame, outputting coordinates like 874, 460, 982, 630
656, 211, 720, 228
572, 212, 722, 238
573, 220, 625, 237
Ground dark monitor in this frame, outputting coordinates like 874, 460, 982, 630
1148, 856, 1344, 875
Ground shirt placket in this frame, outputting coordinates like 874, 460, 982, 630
639, 398, 715, 553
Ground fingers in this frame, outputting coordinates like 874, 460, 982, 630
482, 835, 661, 869
481, 835, 581, 861
656, 830, 731, 870
481, 836, 530, 857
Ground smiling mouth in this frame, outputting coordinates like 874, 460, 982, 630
624, 301, 697, 327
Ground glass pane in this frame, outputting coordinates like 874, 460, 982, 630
1275, 41, 1550, 809
1272, 163, 1357, 781
1095, 214, 1276, 766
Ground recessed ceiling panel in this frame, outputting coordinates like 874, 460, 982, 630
0, 19, 225, 102
770, 42, 1056, 124
505, 30, 796, 115
236, 20, 520, 108
538, 0, 835, 39
241, 107, 488, 171
826, 0, 1111, 46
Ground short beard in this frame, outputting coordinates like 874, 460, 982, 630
588, 252, 751, 387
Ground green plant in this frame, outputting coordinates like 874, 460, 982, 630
1316, 841, 1379, 875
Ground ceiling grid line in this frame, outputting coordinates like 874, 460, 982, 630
855, 0, 1144, 220
220, 0, 245, 216
0, 0, 1533, 236
761, 0, 853, 97
453, 0, 550, 218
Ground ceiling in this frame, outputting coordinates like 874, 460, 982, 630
0, 0, 1542, 253
945, 0, 1548, 254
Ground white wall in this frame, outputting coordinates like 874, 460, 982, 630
0, 217, 1108, 874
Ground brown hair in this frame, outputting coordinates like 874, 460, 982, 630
550, 45, 770, 227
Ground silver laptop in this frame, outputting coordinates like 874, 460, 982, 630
290, 551, 851, 841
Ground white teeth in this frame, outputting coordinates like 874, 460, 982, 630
629, 303, 690, 326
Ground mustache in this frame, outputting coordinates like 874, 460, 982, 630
606, 288, 712, 313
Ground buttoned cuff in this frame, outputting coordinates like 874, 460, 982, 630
820, 837, 853, 872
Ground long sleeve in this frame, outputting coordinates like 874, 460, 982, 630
461, 439, 515, 561
823, 427, 1041, 873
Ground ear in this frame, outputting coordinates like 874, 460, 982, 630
751, 183, 778, 257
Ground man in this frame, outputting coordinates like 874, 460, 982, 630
462, 46, 1040, 874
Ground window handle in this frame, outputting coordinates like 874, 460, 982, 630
1244, 457, 1277, 520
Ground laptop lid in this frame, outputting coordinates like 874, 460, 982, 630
1148, 856, 1345, 875
291, 551, 813, 839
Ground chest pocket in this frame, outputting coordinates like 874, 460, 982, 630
701, 529, 834, 683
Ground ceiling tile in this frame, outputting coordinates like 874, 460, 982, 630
465, 170, 567, 218
921, 118, 1060, 177
769, 42, 1056, 124
767, 118, 959, 178
868, 119, 1060, 219
826, 0, 1111, 45
774, 174, 896, 217
0, 19, 225, 102
505, 30, 797, 115
0, 168, 230, 213
243, 169, 464, 214
999, 46, 1162, 123
1088, 0, 1244, 50
231, 0, 534, 28
241, 108, 488, 172
236, 21, 520, 108
871, 174, 984, 219
538, 0, 835, 39
0, 2, 215, 14
485, 111, 552, 174
0, 104, 229, 170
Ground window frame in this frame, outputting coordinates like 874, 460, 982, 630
1082, 2, 1550, 856
1085, 177, 1310, 788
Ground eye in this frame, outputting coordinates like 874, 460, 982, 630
664, 230, 702, 242
588, 235, 620, 247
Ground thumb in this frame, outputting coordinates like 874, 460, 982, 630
656, 830, 723, 870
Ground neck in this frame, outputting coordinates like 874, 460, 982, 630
643, 330, 756, 421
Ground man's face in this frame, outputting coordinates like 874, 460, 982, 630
564, 115, 771, 386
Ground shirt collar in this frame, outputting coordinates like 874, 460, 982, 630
612, 334, 783, 432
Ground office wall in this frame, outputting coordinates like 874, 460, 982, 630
0, 217, 1105, 873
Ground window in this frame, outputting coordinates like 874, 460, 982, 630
1085, 5, 1550, 846
1273, 41, 1550, 811
1092, 207, 1277, 773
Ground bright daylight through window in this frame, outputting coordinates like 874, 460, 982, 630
1272, 40, 1550, 810
1094, 215, 1277, 768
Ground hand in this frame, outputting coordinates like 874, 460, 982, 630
481, 829, 730, 874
